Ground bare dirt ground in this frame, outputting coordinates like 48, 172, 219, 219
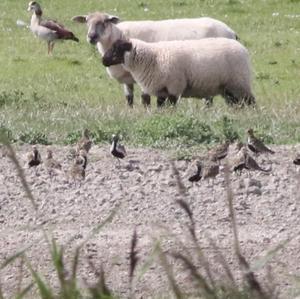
1, 143, 300, 298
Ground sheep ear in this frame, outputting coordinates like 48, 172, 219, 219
72, 15, 88, 23
106, 14, 120, 24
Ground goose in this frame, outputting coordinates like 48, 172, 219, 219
188, 160, 202, 182
27, 145, 42, 167
27, 1, 79, 55
245, 153, 271, 173
69, 150, 87, 181
76, 129, 92, 154
78, 150, 88, 170
187, 159, 219, 183
110, 134, 126, 161
293, 154, 300, 166
246, 128, 275, 155
232, 146, 270, 174
202, 160, 220, 181
208, 140, 230, 163
45, 149, 62, 170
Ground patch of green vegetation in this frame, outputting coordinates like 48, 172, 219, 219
0, 125, 14, 142
256, 72, 271, 81
134, 113, 217, 147
17, 129, 51, 145
65, 130, 82, 145
0, 90, 26, 108
214, 116, 240, 142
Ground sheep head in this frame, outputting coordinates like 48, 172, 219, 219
102, 39, 132, 67
72, 12, 119, 45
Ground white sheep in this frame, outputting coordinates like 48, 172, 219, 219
102, 38, 256, 106
72, 12, 238, 107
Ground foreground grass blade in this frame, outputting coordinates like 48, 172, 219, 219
171, 252, 217, 299
0, 250, 26, 270
50, 239, 72, 298
0, 285, 4, 299
71, 247, 80, 283
225, 165, 268, 299
15, 283, 34, 299
207, 237, 236, 287
250, 238, 293, 273
87, 264, 114, 299
129, 228, 139, 284
156, 241, 184, 299
69, 205, 120, 251
137, 242, 159, 281
173, 165, 217, 290
0, 133, 37, 211
52, 241, 81, 299
26, 260, 54, 299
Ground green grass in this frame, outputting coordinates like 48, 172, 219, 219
0, 0, 300, 152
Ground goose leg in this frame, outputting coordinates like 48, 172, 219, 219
114, 158, 121, 168
212, 182, 215, 202
47, 41, 51, 55
48, 170, 53, 182
50, 42, 55, 55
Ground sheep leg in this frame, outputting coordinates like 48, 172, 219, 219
243, 94, 256, 106
204, 97, 214, 107
223, 87, 256, 107
223, 89, 240, 106
157, 97, 166, 107
141, 93, 151, 107
168, 95, 178, 106
123, 84, 134, 107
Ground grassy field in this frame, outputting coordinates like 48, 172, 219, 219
1, 1, 300, 297
0, 0, 300, 153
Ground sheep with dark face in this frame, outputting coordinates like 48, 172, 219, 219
72, 12, 238, 107
102, 38, 255, 107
